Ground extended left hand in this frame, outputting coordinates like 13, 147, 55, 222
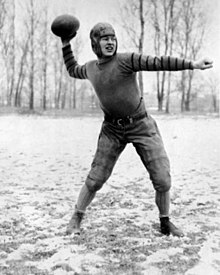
193, 58, 213, 70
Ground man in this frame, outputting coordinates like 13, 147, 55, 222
61, 22, 213, 237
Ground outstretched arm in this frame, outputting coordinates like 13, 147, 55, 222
192, 58, 213, 70
130, 53, 213, 72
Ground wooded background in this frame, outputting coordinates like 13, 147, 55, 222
0, 0, 219, 114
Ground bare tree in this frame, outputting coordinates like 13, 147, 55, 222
177, 0, 206, 112
39, 3, 49, 110
0, 0, 6, 105
0, 0, 15, 106
7, 0, 15, 106
20, 0, 41, 110
52, 40, 64, 109
207, 74, 220, 113
165, 0, 180, 113
119, 0, 149, 95
151, 0, 179, 112
14, 38, 30, 107
0, 0, 6, 30
71, 36, 82, 109
29, 0, 36, 110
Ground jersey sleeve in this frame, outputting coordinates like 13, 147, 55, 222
131, 53, 194, 71
62, 44, 88, 79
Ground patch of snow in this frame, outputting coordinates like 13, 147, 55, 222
141, 265, 163, 275
7, 243, 35, 261
0, 235, 13, 244
145, 247, 184, 264
37, 247, 105, 273
186, 232, 220, 275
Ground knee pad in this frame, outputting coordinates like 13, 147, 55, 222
147, 157, 171, 193
85, 165, 112, 192
85, 176, 105, 192
153, 173, 171, 193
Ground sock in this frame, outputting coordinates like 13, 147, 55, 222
76, 184, 96, 212
160, 216, 169, 224
155, 191, 170, 218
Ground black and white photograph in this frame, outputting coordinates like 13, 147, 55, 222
0, 0, 219, 274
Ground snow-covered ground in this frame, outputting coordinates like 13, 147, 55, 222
0, 114, 219, 275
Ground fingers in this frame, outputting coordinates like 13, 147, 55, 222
205, 64, 213, 69
61, 32, 77, 46
202, 60, 213, 70
61, 37, 69, 43
204, 58, 213, 68
70, 32, 77, 39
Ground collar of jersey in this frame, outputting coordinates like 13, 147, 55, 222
97, 54, 116, 65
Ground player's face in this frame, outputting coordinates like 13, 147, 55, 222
99, 35, 117, 57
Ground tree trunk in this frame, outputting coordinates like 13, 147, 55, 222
8, 0, 15, 106
73, 79, 77, 109
42, 8, 49, 110
181, 71, 186, 112
184, 72, 193, 111
61, 90, 66, 109
119, 0, 147, 96
138, 0, 145, 96
165, 0, 176, 113
15, 38, 29, 107
56, 65, 63, 109
178, 0, 206, 112
29, 0, 35, 110
165, 71, 171, 113
156, 71, 163, 111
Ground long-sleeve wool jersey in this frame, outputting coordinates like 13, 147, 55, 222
63, 44, 193, 117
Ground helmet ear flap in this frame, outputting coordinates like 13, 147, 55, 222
91, 37, 102, 58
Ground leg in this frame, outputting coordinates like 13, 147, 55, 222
146, 157, 171, 216
65, 184, 95, 235
155, 190, 170, 218
66, 122, 126, 235
147, 158, 183, 236
133, 116, 183, 237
